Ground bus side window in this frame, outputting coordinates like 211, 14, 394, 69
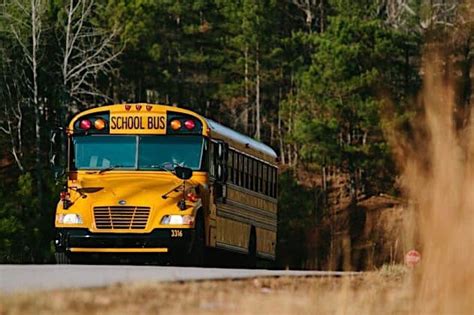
272, 167, 277, 198
256, 161, 260, 192
254, 160, 258, 192
234, 152, 238, 186
248, 157, 252, 190
209, 142, 215, 177
254, 160, 259, 192
234, 152, 239, 185
270, 167, 275, 198
274, 167, 278, 198
228, 150, 234, 184
268, 167, 273, 197
243, 156, 247, 189
263, 164, 268, 195
258, 162, 263, 193
249, 158, 254, 191
268, 166, 272, 197
247, 158, 251, 190
239, 154, 243, 187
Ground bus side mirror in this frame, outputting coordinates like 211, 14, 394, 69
175, 166, 193, 180
49, 127, 66, 167
49, 130, 58, 168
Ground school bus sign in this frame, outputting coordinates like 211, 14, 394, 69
109, 113, 167, 134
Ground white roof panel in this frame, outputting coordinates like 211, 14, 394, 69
205, 119, 277, 159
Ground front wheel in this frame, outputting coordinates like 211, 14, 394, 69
189, 216, 206, 266
247, 229, 257, 268
55, 251, 71, 264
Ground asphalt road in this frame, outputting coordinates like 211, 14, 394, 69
0, 265, 359, 294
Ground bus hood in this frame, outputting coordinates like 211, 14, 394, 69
74, 172, 192, 209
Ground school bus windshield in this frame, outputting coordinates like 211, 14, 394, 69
72, 135, 205, 171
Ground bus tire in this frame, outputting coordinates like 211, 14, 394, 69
247, 227, 257, 268
55, 251, 71, 264
190, 215, 206, 266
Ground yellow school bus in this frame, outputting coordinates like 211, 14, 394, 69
54, 104, 278, 265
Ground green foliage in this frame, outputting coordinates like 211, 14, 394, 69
287, 1, 420, 193
0, 173, 52, 262
277, 170, 319, 268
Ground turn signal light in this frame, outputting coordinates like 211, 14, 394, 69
60, 191, 70, 201
184, 119, 195, 130
186, 192, 199, 202
79, 119, 91, 130
94, 118, 106, 130
170, 119, 182, 130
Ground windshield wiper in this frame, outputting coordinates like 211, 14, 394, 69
98, 167, 116, 174
99, 165, 133, 174
84, 165, 127, 175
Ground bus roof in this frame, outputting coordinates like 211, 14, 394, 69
205, 119, 277, 161
68, 103, 278, 163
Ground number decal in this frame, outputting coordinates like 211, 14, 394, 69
171, 229, 183, 238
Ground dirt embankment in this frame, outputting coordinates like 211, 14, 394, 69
303, 193, 408, 271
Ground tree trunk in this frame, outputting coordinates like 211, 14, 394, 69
244, 45, 250, 134
255, 43, 261, 140
30, 0, 43, 210
278, 105, 286, 164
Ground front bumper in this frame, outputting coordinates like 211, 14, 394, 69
55, 228, 195, 255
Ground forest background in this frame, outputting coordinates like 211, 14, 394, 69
0, 0, 471, 266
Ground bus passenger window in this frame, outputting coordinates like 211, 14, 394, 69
271, 168, 277, 198
263, 164, 268, 195
274, 168, 278, 197
249, 158, 254, 190
265, 166, 272, 196
245, 156, 250, 189
209, 142, 215, 177
239, 154, 244, 187
233, 151, 238, 185
228, 150, 234, 183
253, 160, 259, 192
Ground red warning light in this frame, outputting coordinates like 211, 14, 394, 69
146, 105, 152, 111
125, 105, 131, 111
184, 120, 195, 130
79, 119, 91, 130
136, 105, 142, 111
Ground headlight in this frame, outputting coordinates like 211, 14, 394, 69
57, 214, 83, 224
161, 215, 193, 225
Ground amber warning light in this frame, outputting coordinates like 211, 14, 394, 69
94, 118, 106, 130
170, 119, 182, 130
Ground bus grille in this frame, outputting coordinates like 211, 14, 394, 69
93, 206, 150, 230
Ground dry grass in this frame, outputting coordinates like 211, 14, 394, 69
1, 267, 418, 315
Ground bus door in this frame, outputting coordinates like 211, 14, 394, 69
213, 140, 228, 203
208, 140, 228, 247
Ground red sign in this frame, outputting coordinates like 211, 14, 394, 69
405, 250, 421, 267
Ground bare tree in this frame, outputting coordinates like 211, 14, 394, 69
2, 0, 46, 176
376, 0, 461, 31
291, 0, 324, 33
60, 0, 122, 112
0, 69, 26, 172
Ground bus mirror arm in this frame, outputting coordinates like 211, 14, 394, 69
178, 180, 187, 210
161, 180, 191, 211
161, 183, 183, 199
